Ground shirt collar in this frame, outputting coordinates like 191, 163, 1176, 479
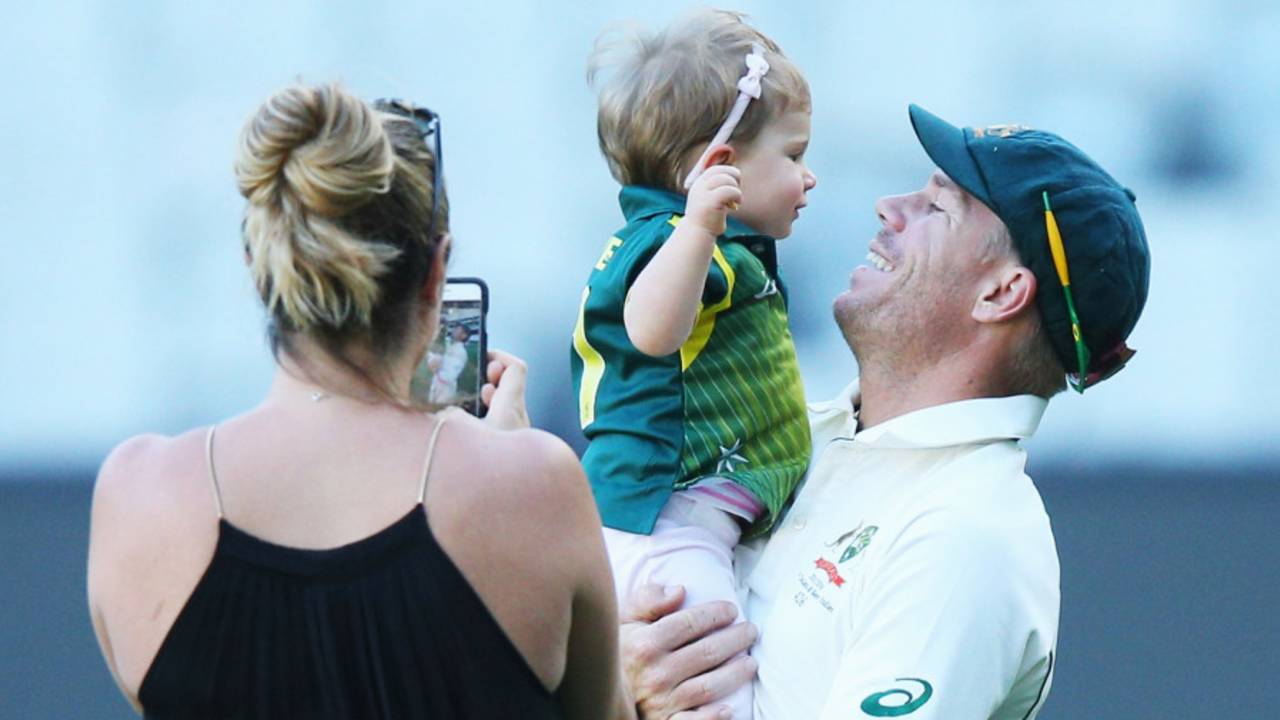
808, 379, 1048, 449
619, 185, 769, 240
806, 379, 862, 443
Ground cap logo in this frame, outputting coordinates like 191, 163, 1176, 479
972, 123, 1031, 139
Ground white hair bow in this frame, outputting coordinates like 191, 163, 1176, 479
682, 43, 771, 190
737, 44, 770, 99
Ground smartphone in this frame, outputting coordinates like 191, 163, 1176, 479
412, 278, 488, 416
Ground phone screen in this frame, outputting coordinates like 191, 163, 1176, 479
412, 278, 488, 416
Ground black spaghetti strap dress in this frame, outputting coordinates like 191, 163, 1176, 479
137, 421, 566, 719
138, 507, 566, 719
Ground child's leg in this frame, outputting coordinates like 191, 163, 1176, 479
603, 494, 754, 719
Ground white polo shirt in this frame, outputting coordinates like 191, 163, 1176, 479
741, 381, 1059, 719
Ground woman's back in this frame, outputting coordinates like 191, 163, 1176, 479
89, 388, 615, 718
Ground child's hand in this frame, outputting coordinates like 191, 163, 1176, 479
684, 165, 742, 238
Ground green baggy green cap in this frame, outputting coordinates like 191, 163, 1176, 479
908, 104, 1150, 388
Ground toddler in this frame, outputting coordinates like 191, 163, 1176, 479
571, 10, 817, 717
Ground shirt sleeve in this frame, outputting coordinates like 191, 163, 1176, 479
612, 217, 733, 307
817, 509, 1037, 720
614, 217, 676, 292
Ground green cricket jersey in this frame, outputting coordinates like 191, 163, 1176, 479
570, 186, 810, 538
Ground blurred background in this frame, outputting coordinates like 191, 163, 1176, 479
2, 0, 1277, 716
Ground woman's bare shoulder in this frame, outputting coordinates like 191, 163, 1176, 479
90, 428, 217, 572
436, 413, 587, 507
94, 428, 210, 513
426, 414, 598, 564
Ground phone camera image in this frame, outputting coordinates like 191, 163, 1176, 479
411, 280, 487, 415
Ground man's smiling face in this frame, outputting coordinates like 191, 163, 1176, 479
834, 170, 1009, 369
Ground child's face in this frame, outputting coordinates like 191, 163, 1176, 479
731, 109, 816, 239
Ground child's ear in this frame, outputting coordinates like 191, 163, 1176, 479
703, 143, 736, 169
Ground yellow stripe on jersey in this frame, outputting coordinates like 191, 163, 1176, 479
680, 244, 736, 371
573, 286, 606, 428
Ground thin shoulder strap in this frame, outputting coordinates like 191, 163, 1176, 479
204, 425, 226, 519
416, 415, 451, 505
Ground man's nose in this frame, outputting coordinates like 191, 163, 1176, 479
803, 166, 818, 191
875, 194, 907, 232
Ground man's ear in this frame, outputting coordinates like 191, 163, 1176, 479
422, 233, 452, 301
973, 264, 1037, 323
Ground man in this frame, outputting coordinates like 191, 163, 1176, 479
428, 323, 471, 403
619, 105, 1150, 719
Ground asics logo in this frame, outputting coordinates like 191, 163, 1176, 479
860, 678, 932, 717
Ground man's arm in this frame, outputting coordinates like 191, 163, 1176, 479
620, 584, 759, 720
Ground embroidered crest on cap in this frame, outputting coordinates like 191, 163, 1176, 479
972, 123, 1031, 139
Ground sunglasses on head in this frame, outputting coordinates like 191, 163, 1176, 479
1042, 191, 1135, 393
374, 98, 443, 241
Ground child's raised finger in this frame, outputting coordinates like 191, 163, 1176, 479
702, 164, 741, 180
714, 186, 743, 207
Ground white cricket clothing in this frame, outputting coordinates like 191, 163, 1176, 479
429, 341, 468, 403
741, 381, 1059, 719
605, 494, 755, 719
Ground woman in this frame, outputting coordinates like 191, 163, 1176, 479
87, 83, 632, 719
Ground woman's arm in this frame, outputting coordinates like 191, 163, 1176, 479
88, 602, 143, 715
480, 350, 745, 718
547, 443, 636, 720
479, 351, 631, 717
86, 435, 164, 715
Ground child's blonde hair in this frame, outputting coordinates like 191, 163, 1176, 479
588, 9, 810, 193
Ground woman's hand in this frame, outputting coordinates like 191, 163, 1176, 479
481, 349, 530, 430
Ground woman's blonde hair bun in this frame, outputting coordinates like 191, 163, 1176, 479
235, 83, 401, 330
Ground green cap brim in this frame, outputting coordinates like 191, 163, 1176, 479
908, 104, 996, 213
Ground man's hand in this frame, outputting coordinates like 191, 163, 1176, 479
480, 349, 529, 430
621, 584, 759, 720
684, 163, 743, 238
